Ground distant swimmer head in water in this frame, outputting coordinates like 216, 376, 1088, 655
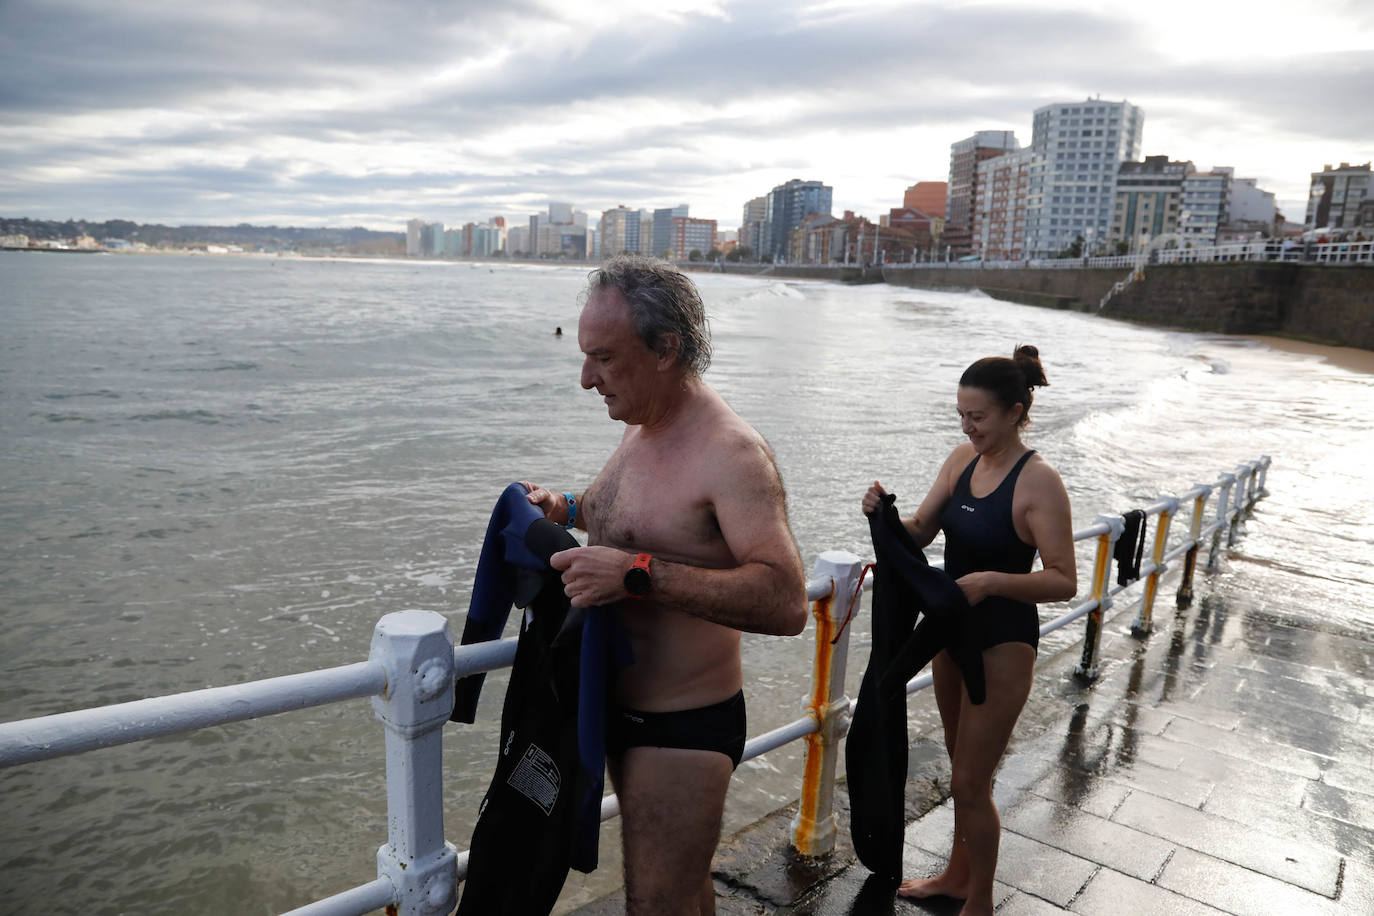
957, 345, 1049, 453
555, 326, 563, 336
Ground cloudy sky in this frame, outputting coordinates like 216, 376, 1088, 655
2, 0, 1370, 232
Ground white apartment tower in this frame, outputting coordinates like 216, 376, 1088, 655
1025, 98, 1144, 257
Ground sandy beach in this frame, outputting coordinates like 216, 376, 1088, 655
1252, 334, 1374, 374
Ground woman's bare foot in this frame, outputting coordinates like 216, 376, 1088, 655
896, 873, 969, 900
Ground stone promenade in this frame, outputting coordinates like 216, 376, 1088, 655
572, 576, 1373, 914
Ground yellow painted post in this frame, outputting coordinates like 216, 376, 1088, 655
791, 551, 861, 857
1175, 485, 1211, 609
1075, 515, 1124, 681
1131, 499, 1178, 636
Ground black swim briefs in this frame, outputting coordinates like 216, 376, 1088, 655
607, 690, 747, 769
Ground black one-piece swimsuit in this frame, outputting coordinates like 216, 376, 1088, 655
940, 450, 1041, 652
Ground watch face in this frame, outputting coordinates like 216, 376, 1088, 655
624, 566, 651, 596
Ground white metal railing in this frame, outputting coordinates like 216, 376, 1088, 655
0, 457, 1272, 915
878, 240, 1373, 270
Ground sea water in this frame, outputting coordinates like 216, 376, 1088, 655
1, 251, 1371, 913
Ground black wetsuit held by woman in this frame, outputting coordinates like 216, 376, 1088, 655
940, 449, 1041, 652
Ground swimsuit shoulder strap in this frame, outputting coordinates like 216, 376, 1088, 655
953, 454, 980, 497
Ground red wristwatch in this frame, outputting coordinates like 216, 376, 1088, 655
623, 553, 653, 598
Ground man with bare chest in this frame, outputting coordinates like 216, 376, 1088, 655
522, 256, 807, 915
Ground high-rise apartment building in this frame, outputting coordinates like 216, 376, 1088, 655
420, 222, 444, 257
669, 217, 717, 260
946, 131, 1018, 257
472, 223, 504, 257
406, 218, 426, 257
973, 148, 1035, 260
599, 206, 641, 257
443, 228, 464, 256
1306, 162, 1371, 230
903, 181, 947, 219
635, 210, 655, 255
529, 213, 544, 254
652, 205, 689, 257
739, 196, 767, 257
1180, 167, 1232, 245
1024, 98, 1143, 257
1111, 156, 1193, 251
548, 201, 574, 224
763, 179, 833, 261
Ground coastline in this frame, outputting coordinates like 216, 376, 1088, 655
8, 248, 1371, 359
1251, 334, 1374, 374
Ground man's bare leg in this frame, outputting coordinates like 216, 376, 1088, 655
610, 745, 734, 916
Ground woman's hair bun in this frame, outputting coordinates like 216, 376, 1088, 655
1013, 344, 1048, 388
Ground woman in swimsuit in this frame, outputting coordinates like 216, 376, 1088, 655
861, 344, 1077, 916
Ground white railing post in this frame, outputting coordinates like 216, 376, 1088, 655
1075, 515, 1124, 681
1206, 473, 1235, 570
369, 611, 458, 916
1230, 463, 1254, 544
1131, 496, 1179, 636
791, 551, 863, 857
1257, 454, 1271, 497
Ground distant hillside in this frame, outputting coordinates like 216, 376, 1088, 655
1, 217, 405, 254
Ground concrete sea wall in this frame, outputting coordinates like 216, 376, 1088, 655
686, 260, 1373, 350
879, 263, 1374, 351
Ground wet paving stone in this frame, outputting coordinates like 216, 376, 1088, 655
1303, 778, 1374, 829
1000, 794, 1174, 882
993, 890, 1075, 915
987, 830, 1100, 908
1233, 649, 1371, 698
1203, 781, 1374, 862
1026, 769, 1132, 821
1112, 791, 1342, 895
1165, 740, 1312, 807
1157, 846, 1348, 916
1316, 758, 1374, 799
1070, 867, 1229, 915
1070, 748, 1215, 808
1160, 715, 1327, 779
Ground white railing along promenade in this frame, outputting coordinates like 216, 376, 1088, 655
0, 457, 1272, 916
878, 240, 1372, 270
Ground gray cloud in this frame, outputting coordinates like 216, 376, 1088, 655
0, 0, 1366, 228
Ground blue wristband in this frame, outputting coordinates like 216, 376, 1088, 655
563, 493, 578, 530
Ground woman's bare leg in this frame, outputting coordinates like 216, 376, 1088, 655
898, 651, 971, 899
948, 642, 1035, 915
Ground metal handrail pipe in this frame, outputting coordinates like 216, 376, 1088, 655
1040, 599, 1099, 636
903, 671, 935, 695
453, 637, 518, 678
280, 878, 395, 916
1159, 540, 1198, 566
1176, 484, 1210, 502
0, 660, 386, 769
806, 576, 834, 601
1072, 520, 1113, 541
744, 714, 822, 762
1139, 498, 1174, 516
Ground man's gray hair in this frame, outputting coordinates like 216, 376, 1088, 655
585, 255, 712, 376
